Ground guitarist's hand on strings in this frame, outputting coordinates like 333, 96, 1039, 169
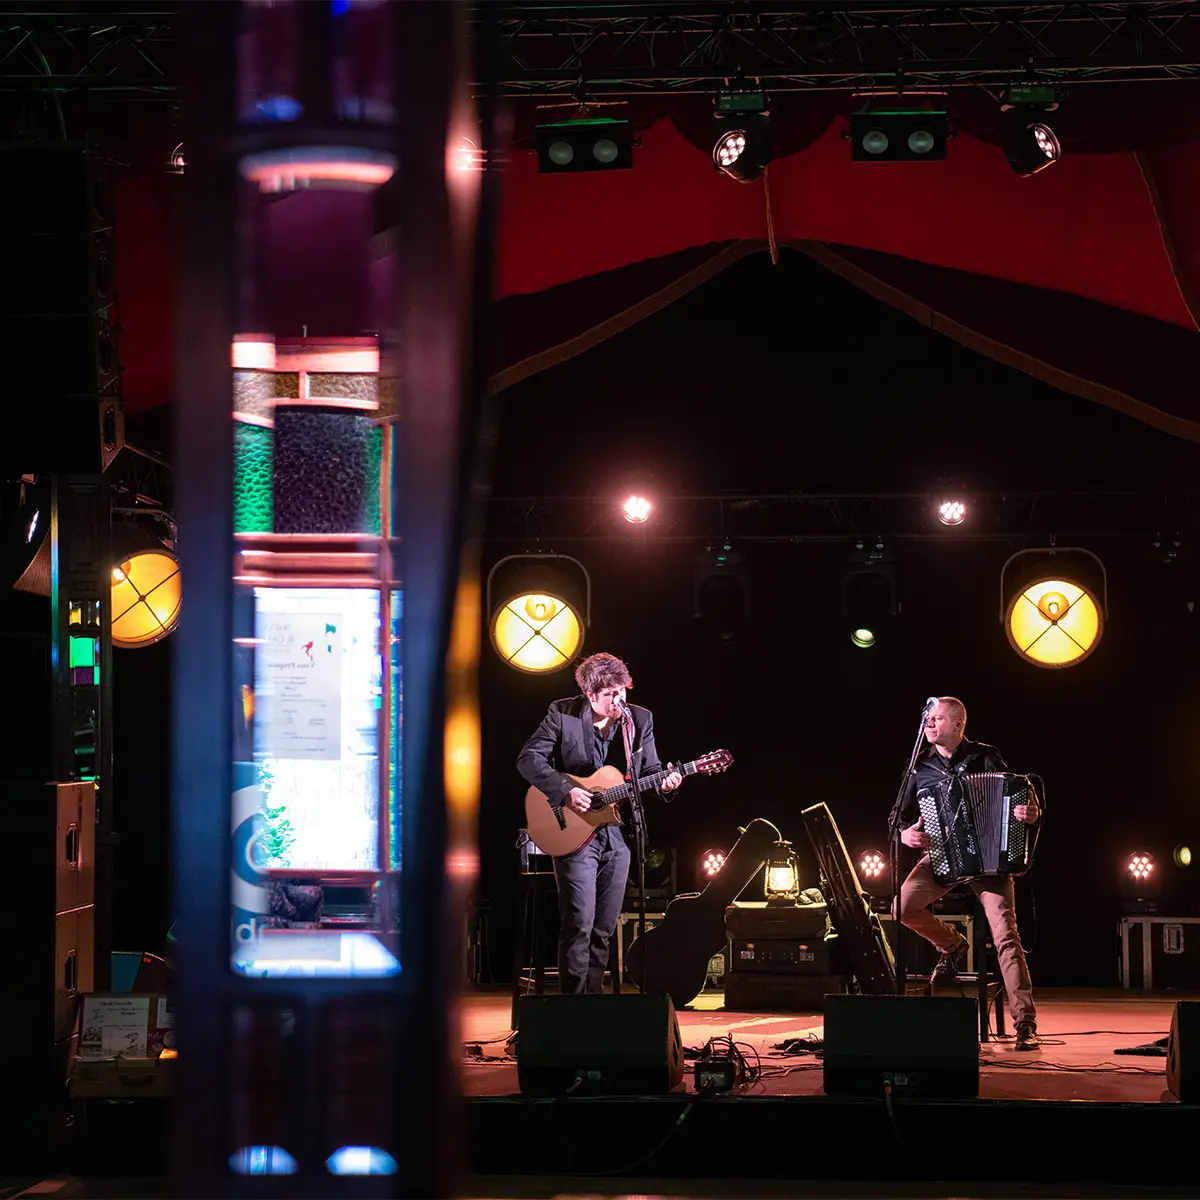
661, 764, 683, 793
565, 786, 596, 815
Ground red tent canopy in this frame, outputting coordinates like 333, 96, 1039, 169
116, 90, 1200, 440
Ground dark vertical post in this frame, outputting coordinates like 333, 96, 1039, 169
171, 1, 237, 1193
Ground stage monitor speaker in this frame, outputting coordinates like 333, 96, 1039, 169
823, 994, 979, 1097
515, 994, 685, 1096
1166, 1000, 1198, 1104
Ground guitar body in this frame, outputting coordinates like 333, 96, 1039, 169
625, 817, 782, 1010
524, 765, 626, 858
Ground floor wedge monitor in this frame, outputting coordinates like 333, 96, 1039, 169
516, 993, 685, 1096
823, 994, 979, 1097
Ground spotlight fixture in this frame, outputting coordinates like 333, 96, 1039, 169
694, 543, 749, 641
843, 552, 899, 648
859, 850, 886, 882
486, 553, 589, 673
110, 520, 182, 648
701, 848, 726, 878
535, 119, 633, 174
712, 114, 771, 183
623, 494, 652, 524
1001, 548, 1106, 668
167, 142, 186, 175
765, 839, 800, 906
938, 499, 967, 526
1001, 86, 1061, 177
1128, 852, 1155, 882
1175, 845, 1193, 868
850, 110, 948, 162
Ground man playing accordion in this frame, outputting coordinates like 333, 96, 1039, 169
894, 697, 1042, 1051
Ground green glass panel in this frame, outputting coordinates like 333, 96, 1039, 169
234, 421, 274, 533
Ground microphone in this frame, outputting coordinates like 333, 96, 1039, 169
612, 697, 632, 721
924, 696, 939, 710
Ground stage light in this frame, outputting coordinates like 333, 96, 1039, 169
167, 142, 186, 175
453, 136, 487, 174
1175, 845, 1193, 868
486, 553, 589, 673
110, 521, 182, 649
694, 543, 748, 641
701, 849, 726, 877
623, 495, 652, 524
535, 119, 633, 173
712, 115, 771, 183
938, 499, 966, 526
860, 850, 886, 881
850, 111, 947, 162
1001, 548, 1105, 668
765, 840, 800, 906
1001, 87, 1061, 177
843, 552, 899, 648
1128, 852, 1155, 881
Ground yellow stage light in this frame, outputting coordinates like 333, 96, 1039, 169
1001, 549, 1106, 669
111, 541, 182, 648
486, 554, 590, 673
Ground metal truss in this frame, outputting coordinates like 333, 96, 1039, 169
479, 3, 1200, 97
109, 441, 172, 515
0, 6, 174, 95
485, 490, 1199, 545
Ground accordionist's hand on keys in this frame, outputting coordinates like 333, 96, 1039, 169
1013, 803, 1040, 825
901, 817, 932, 850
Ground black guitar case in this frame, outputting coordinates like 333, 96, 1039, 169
624, 817, 781, 1010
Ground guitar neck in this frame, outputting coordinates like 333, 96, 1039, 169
602, 760, 699, 806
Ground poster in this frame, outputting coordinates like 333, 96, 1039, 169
257, 610, 342, 761
80, 996, 150, 1059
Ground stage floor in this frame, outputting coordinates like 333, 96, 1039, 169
463, 986, 1185, 1104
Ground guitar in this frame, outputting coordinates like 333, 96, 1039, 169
523, 750, 734, 859
624, 817, 783, 1010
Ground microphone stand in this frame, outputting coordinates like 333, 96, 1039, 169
887, 701, 932, 996
620, 708, 650, 996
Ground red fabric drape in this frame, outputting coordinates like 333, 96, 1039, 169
496, 117, 1195, 331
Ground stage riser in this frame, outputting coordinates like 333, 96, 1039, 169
468, 1097, 1195, 1184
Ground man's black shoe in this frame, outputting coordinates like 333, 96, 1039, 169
1015, 1020, 1041, 1051
930, 935, 969, 983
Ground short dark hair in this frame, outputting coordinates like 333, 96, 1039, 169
575, 652, 633, 696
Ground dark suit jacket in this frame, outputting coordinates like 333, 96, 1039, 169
516, 694, 666, 810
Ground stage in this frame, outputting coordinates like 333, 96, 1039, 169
463, 986, 1195, 1185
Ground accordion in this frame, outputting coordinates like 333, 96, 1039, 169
916, 771, 1037, 886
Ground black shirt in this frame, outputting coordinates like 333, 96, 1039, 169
898, 737, 1008, 830
591, 719, 622, 772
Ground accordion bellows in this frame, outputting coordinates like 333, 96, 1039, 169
917, 772, 1036, 886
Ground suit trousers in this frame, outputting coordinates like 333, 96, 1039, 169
552, 824, 630, 994
895, 853, 1036, 1024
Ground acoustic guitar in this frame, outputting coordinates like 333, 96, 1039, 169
624, 817, 783, 1011
523, 750, 733, 859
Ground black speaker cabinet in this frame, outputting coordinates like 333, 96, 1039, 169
823, 994, 979, 1097
516, 994, 685, 1096
1166, 1000, 1198, 1104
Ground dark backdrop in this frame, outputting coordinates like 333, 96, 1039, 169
478, 250, 1200, 989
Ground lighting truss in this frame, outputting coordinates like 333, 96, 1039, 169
0, 6, 175, 95
477, 3, 1200, 96
485, 490, 1199, 543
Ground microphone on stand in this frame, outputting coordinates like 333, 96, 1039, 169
924, 695, 939, 711
612, 697, 632, 723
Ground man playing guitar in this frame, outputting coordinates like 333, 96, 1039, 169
516, 652, 682, 994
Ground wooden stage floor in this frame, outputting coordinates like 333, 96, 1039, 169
463, 986, 1186, 1104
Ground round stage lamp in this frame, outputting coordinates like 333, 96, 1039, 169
851, 627, 876, 648
111, 525, 182, 648
860, 850, 886, 881
938, 499, 966, 526
701, 849, 726, 878
486, 554, 590, 674
712, 117, 770, 183
1174, 845, 1192, 868
623, 494, 652, 524
1127, 852, 1155, 882
1001, 548, 1106, 669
